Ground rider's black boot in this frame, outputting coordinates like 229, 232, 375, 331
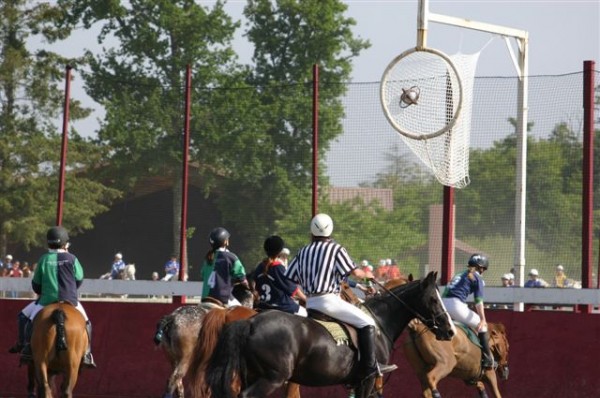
358, 326, 397, 379
20, 319, 33, 362
8, 312, 29, 353
83, 321, 97, 368
478, 331, 495, 369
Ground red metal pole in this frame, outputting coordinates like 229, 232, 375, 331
441, 186, 455, 284
174, 65, 192, 305
581, 60, 595, 311
56, 65, 72, 226
312, 64, 319, 217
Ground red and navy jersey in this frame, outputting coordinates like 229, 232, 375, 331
253, 259, 300, 313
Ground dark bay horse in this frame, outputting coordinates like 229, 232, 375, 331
205, 271, 455, 398
404, 321, 510, 398
187, 305, 300, 398
154, 283, 256, 398
29, 302, 88, 398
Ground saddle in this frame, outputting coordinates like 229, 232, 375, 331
307, 309, 359, 348
454, 322, 482, 348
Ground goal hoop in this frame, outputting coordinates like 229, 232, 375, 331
380, 47, 464, 140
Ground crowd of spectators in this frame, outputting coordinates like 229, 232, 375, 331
0, 254, 35, 298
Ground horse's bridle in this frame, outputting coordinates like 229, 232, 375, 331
370, 278, 450, 335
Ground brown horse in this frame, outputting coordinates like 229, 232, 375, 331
29, 302, 88, 398
404, 320, 510, 398
188, 305, 301, 398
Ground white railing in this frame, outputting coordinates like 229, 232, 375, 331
2, 278, 600, 307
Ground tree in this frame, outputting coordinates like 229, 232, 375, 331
62, 0, 244, 260
0, 1, 118, 253
241, 0, 370, 262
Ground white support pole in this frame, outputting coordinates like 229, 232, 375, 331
513, 37, 529, 311
417, 0, 529, 311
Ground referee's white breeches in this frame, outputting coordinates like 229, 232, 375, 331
307, 293, 375, 328
442, 297, 487, 332
26, 301, 89, 322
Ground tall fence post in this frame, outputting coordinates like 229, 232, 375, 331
312, 64, 319, 217
174, 65, 192, 305
56, 65, 72, 226
582, 60, 595, 314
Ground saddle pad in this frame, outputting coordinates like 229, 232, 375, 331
454, 322, 481, 348
313, 318, 350, 345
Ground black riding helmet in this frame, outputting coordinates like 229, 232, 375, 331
47, 226, 69, 249
209, 227, 230, 249
264, 235, 284, 258
468, 253, 489, 269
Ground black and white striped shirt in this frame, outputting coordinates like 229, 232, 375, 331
285, 239, 355, 295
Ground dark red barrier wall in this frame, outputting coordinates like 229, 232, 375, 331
1, 299, 599, 397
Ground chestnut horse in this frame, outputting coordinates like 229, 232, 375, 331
404, 320, 510, 398
29, 302, 88, 398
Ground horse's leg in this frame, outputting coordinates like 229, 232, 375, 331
59, 353, 81, 398
35, 362, 52, 398
284, 382, 301, 398
241, 377, 286, 398
481, 370, 501, 398
476, 383, 490, 398
27, 362, 36, 398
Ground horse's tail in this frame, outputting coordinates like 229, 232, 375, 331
153, 315, 172, 346
205, 320, 251, 398
188, 307, 228, 398
51, 308, 68, 351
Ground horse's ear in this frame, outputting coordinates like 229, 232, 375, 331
408, 273, 414, 282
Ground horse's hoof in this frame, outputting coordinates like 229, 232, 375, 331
432, 390, 442, 398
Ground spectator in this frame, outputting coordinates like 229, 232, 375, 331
109, 252, 125, 279
161, 255, 180, 281
2, 254, 13, 277
8, 260, 23, 298
151, 272, 160, 281
552, 264, 568, 288
524, 269, 549, 288
279, 247, 291, 268
501, 274, 513, 287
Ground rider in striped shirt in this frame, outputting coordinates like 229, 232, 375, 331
285, 213, 397, 382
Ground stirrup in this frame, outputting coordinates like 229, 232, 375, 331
83, 353, 97, 369
20, 345, 33, 362
481, 356, 496, 369
379, 363, 398, 374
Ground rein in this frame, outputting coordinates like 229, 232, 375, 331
370, 278, 448, 332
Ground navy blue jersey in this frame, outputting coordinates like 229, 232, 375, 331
253, 259, 300, 314
206, 248, 246, 305
443, 269, 485, 304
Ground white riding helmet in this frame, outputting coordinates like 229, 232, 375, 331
310, 213, 333, 237
115, 252, 123, 260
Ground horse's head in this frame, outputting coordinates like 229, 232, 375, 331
375, 271, 454, 342
490, 322, 510, 380
414, 271, 455, 341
